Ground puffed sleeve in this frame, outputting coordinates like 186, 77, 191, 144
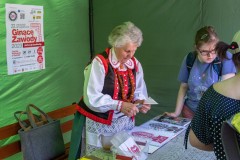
178, 55, 189, 83
133, 57, 148, 101
221, 51, 236, 75
83, 57, 122, 113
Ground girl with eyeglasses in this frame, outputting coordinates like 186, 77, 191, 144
165, 26, 236, 119
186, 31, 240, 160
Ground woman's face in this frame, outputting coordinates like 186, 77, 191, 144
114, 43, 138, 64
197, 42, 217, 63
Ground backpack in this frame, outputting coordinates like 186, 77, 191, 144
186, 51, 222, 80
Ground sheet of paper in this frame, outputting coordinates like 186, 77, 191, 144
154, 115, 191, 127
128, 126, 171, 147
119, 137, 141, 154
148, 145, 160, 154
144, 97, 158, 105
140, 120, 183, 136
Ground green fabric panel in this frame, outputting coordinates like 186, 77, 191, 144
0, 0, 90, 153
201, 0, 240, 42
1, 0, 240, 159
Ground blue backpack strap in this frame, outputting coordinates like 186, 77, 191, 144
186, 51, 197, 79
212, 57, 222, 79
186, 51, 222, 80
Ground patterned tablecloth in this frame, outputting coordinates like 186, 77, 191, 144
147, 130, 216, 160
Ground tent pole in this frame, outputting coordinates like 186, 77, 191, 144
89, 0, 94, 60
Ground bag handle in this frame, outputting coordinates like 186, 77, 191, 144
27, 104, 53, 128
14, 111, 32, 131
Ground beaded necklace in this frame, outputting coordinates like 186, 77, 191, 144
116, 69, 135, 102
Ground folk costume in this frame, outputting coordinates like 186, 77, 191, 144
69, 48, 148, 158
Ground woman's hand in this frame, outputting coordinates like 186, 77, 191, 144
135, 100, 151, 114
164, 112, 179, 118
120, 102, 139, 117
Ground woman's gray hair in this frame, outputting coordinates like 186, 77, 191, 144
108, 21, 143, 48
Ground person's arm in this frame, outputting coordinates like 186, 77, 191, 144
84, 57, 139, 117
165, 82, 188, 117
221, 51, 236, 81
221, 73, 235, 81
133, 58, 151, 114
83, 57, 122, 112
165, 55, 189, 117
189, 129, 213, 151
120, 101, 139, 117
133, 58, 148, 100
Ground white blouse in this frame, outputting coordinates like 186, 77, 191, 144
83, 48, 148, 117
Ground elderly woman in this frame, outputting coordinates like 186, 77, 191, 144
69, 21, 151, 158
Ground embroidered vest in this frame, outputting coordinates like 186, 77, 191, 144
77, 48, 138, 125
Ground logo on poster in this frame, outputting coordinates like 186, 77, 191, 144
37, 47, 43, 55
37, 56, 43, 63
37, 47, 43, 64
9, 11, 17, 21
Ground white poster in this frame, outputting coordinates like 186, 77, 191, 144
6, 3, 45, 75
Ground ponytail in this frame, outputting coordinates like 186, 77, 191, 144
230, 42, 240, 68
215, 41, 230, 60
216, 41, 240, 68
230, 42, 240, 54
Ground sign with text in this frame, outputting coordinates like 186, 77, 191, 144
6, 3, 45, 75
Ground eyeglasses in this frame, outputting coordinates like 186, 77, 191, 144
198, 48, 216, 56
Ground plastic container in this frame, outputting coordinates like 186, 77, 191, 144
100, 132, 115, 151
110, 131, 148, 160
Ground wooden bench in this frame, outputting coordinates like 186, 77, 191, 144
0, 103, 77, 160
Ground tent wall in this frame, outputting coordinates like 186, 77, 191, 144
0, 1, 89, 133
92, 0, 240, 124
1, 0, 240, 159
1, 1, 90, 159
203, 0, 240, 40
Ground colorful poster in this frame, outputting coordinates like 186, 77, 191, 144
6, 3, 45, 75
128, 116, 190, 154
128, 126, 171, 148
154, 115, 191, 127
141, 120, 185, 134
